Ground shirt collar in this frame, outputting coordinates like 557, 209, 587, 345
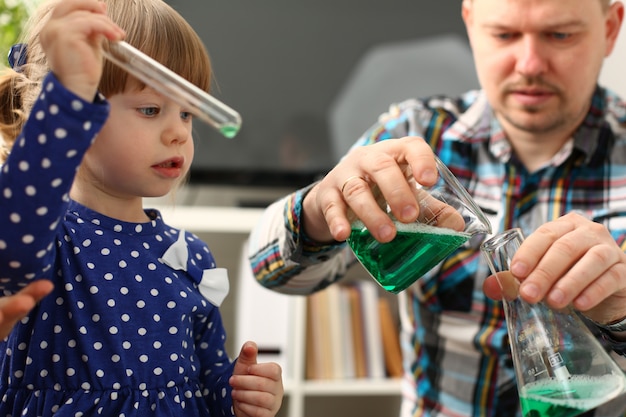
442, 85, 617, 167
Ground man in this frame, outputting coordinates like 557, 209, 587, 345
248, 0, 626, 415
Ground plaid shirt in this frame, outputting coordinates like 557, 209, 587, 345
248, 86, 626, 417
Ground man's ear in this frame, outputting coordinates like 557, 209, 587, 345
461, 0, 474, 47
605, 1, 624, 57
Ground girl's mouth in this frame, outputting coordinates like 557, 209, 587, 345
152, 157, 184, 178
157, 160, 181, 168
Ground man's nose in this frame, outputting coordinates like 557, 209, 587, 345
515, 36, 549, 77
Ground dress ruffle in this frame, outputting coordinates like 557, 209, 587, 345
0, 379, 235, 417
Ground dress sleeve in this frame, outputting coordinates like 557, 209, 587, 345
0, 73, 109, 294
194, 304, 236, 416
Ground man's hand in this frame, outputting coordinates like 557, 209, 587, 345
483, 213, 626, 326
303, 136, 438, 243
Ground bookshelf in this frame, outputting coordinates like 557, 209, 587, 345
149, 203, 403, 417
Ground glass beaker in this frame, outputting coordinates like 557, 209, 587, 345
481, 228, 626, 417
346, 156, 492, 293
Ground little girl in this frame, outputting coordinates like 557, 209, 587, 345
0, 0, 283, 416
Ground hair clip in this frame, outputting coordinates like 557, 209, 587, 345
8, 43, 28, 73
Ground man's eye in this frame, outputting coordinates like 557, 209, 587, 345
495, 32, 515, 41
549, 32, 571, 41
139, 107, 160, 116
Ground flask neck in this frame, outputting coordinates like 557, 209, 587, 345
481, 228, 525, 301
481, 228, 524, 272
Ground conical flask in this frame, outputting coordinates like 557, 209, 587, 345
346, 156, 491, 293
481, 228, 626, 417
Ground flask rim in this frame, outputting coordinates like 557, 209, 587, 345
480, 227, 524, 252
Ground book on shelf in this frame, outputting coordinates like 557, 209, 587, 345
305, 296, 318, 380
305, 280, 403, 380
347, 285, 368, 378
318, 283, 333, 379
378, 296, 403, 378
359, 280, 386, 379
339, 285, 356, 379
306, 284, 330, 379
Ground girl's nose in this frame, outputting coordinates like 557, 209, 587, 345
163, 115, 190, 145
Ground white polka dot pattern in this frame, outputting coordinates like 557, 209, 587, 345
0, 74, 235, 416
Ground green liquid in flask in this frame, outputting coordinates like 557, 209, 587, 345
520, 374, 625, 417
347, 221, 470, 293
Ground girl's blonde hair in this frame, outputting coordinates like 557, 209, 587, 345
0, 0, 212, 161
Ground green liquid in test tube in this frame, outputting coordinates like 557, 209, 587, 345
219, 124, 241, 139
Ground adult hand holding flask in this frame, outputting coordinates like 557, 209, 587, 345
481, 228, 626, 417
346, 156, 491, 294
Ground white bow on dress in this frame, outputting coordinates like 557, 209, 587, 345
161, 230, 230, 307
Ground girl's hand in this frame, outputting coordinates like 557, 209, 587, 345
39, 0, 125, 101
0, 280, 53, 338
230, 341, 284, 417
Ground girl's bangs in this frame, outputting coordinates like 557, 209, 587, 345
101, 0, 211, 96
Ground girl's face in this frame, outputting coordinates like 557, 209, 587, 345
74, 85, 195, 209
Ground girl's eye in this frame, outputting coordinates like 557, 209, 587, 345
139, 107, 160, 116
181, 111, 192, 121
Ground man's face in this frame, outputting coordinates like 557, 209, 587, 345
462, 0, 622, 137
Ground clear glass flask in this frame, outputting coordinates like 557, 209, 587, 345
481, 228, 626, 417
346, 156, 491, 293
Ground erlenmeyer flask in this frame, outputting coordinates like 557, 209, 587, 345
481, 228, 626, 417
346, 156, 491, 293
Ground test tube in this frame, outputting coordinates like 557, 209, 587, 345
102, 41, 242, 139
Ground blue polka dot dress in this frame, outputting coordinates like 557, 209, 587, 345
0, 74, 236, 416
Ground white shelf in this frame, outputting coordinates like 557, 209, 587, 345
149, 205, 263, 234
